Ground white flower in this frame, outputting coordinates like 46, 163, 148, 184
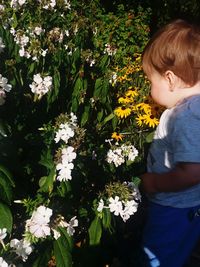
0, 257, 8, 267
64, 0, 71, 9
33, 73, 42, 84
29, 73, 52, 99
28, 222, 51, 238
106, 148, 125, 167
62, 146, 76, 163
0, 5, 5, 12
120, 200, 138, 222
19, 47, 31, 58
106, 143, 138, 167
25, 206, 52, 238
70, 112, 77, 125
66, 216, 78, 236
19, 0, 26, 5
65, 30, 70, 37
10, 239, 32, 262
54, 123, 74, 143
0, 228, 7, 241
41, 49, 48, 57
0, 75, 12, 92
31, 205, 52, 223
14, 33, 29, 47
56, 162, 74, 182
41, 0, 56, 9
108, 196, 123, 216
59, 216, 78, 236
56, 146, 76, 182
0, 75, 12, 105
52, 228, 61, 240
121, 144, 138, 161
109, 72, 117, 85
104, 43, 117, 56
33, 26, 43, 35
97, 199, 104, 212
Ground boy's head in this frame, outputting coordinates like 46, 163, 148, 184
142, 19, 200, 86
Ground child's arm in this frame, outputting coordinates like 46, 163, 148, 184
140, 162, 200, 193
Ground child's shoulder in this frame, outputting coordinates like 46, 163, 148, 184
174, 94, 200, 119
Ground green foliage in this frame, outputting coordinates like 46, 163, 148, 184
53, 228, 73, 267
0, 202, 13, 233
88, 216, 103, 245
0, 0, 153, 266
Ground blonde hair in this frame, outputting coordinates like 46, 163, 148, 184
142, 19, 200, 86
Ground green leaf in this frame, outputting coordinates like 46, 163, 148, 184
73, 77, 83, 97
145, 131, 155, 143
81, 105, 90, 126
0, 202, 13, 233
0, 173, 13, 204
99, 55, 110, 70
101, 79, 109, 104
57, 181, 71, 197
88, 216, 102, 245
53, 229, 73, 267
39, 150, 54, 169
132, 176, 141, 187
97, 110, 104, 122
102, 208, 111, 230
101, 113, 115, 126
0, 165, 15, 187
112, 116, 118, 130
58, 227, 73, 251
38, 168, 55, 193
93, 78, 103, 98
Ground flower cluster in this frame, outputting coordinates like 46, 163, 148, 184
0, 74, 12, 105
25, 205, 78, 240
104, 43, 117, 56
110, 54, 162, 128
57, 216, 78, 237
56, 146, 76, 182
0, 228, 32, 265
97, 181, 141, 222
10, 239, 33, 262
54, 113, 81, 182
10, 0, 26, 8
106, 142, 138, 167
29, 73, 52, 99
0, 205, 79, 265
54, 114, 77, 143
25, 205, 53, 238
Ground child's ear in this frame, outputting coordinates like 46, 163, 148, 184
164, 70, 176, 91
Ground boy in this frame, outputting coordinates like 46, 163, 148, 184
140, 19, 200, 267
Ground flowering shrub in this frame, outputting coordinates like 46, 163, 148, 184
96, 181, 141, 222
0, 0, 155, 266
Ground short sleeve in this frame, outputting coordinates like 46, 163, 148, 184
172, 101, 200, 164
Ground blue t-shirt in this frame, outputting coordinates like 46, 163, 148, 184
147, 94, 200, 208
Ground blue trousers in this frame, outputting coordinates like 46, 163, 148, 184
142, 201, 200, 267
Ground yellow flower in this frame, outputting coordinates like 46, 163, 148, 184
118, 97, 131, 104
135, 103, 151, 114
143, 114, 159, 128
135, 114, 145, 127
114, 106, 132, 119
111, 132, 123, 141
126, 87, 138, 97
